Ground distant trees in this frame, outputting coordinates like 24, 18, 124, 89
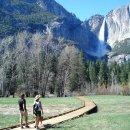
56, 46, 86, 96
0, 31, 130, 97
86, 60, 130, 95
113, 38, 130, 54
88, 62, 97, 92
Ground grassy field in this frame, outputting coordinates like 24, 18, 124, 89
0, 96, 82, 129
49, 96, 130, 130
0, 96, 82, 106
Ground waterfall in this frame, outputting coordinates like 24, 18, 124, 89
46, 24, 52, 42
98, 19, 105, 42
96, 18, 107, 58
46, 25, 51, 35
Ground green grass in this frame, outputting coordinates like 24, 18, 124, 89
0, 96, 82, 106
0, 97, 82, 129
49, 96, 130, 130
0, 115, 34, 129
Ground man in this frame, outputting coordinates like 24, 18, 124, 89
18, 94, 29, 128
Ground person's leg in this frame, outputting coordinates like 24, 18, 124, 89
20, 111, 23, 128
25, 111, 29, 127
35, 112, 39, 129
35, 111, 41, 129
40, 116, 43, 125
38, 111, 42, 126
34, 114, 36, 128
35, 116, 40, 129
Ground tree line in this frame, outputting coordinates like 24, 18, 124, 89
0, 32, 130, 97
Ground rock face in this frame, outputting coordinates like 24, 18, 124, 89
37, 0, 100, 57
38, 0, 105, 57
85, 15, 104, 35
85, 3, 130, 59
107, 53, 130, 64
86, 3, 130, 49
50, 19, 99, 58
37, 0, 81, 24
84, 15, 110, 57
106, 4, 130, 48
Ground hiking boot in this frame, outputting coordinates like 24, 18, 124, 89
25, 125, 30, 128
36, 126, 39, 130
42, 126, 46, 130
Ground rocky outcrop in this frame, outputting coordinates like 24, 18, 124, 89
37, 0, 81, 25
84, 3, 130, 59
106, 3, 130, 48
107, 52, 130, 64
84, 15, 104, 35
37, 0, 100, 57
48, 17, 97, 57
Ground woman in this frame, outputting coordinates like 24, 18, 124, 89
33, 95, 43, 130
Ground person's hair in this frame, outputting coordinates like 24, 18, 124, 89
20, 94, 25, 98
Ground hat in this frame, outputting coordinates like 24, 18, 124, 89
35, 95, 41, 101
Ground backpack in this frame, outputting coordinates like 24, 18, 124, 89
33, 102, 39, 112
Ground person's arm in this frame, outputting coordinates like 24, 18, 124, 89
40, 101, 43, 114
23, 99, 27, 111
33, 104, 35, 114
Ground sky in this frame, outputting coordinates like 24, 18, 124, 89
55, 0, 130, 21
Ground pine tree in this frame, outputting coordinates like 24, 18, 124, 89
88, 62, 97, 92
98, 61, 108, 88
119, 64, 128, 85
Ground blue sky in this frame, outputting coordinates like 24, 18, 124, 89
55, 0, 130, 21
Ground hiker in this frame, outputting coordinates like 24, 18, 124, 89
18, 94, 29, 129
33, 95, 43, 129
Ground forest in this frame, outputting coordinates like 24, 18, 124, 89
0, 31, 130, 97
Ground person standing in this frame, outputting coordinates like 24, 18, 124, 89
33, 95, 43, 130
18, 94, 29, 129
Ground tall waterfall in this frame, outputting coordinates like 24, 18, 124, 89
99, 19, 105, 42
46, 24, 52, 41
97, 18, 107, 57
46, 25, 51, 35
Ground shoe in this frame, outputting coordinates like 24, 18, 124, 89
21, 126, 23, 129
25, 125, 30, 128
36, 126, 39, 130
42, 126, 46, 130
34, 125, 36, 128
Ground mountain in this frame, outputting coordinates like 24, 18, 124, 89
0, 0, 130, 62
106, 4, 130, 48
85, 15, 104, 35
85, 3, 130, 50
0, 0, 102, 59
105, 3, 130, 63
85, 3, 130, 62
0, 0, 56, 37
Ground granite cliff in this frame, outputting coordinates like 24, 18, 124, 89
0, 0, 130, 61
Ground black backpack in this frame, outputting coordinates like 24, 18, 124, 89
33, 103, 39, 112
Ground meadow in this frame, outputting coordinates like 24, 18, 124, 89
0, 97, 82, 129
49, 96, 130, 130
1, 96, 130, 130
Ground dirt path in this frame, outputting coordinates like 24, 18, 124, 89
10, 97, 97, 130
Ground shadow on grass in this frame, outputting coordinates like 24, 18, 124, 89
88, 104, 98, 114
43, 123, 75, 129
